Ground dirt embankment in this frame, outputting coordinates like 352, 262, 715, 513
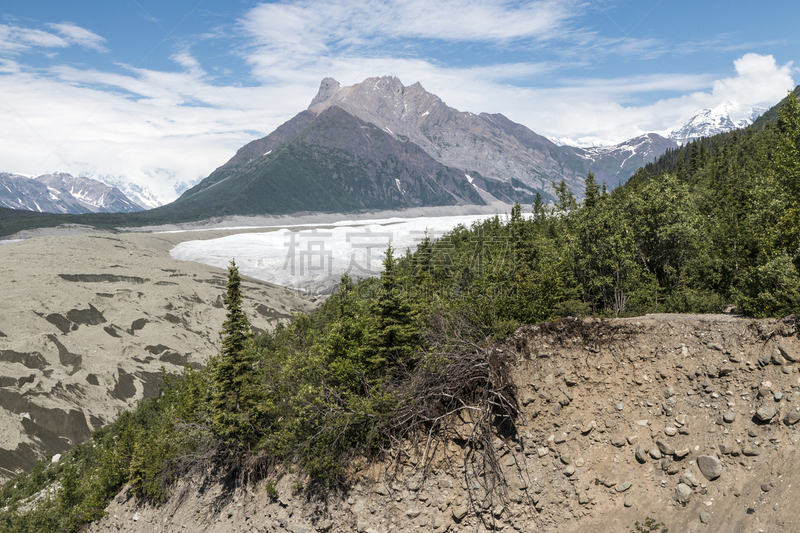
88, 314, 800, 533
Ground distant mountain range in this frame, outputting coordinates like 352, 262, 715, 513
668, 101, 765, 146
0, 77, 781, 226
0, 173, 144, 214
163, 76, 685, 219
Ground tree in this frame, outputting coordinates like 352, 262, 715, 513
372, 244, 419, 369
583, 172, 599, 209
211, 260, 258, 443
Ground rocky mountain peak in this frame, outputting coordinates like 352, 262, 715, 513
669, 100, 765, 146
307, 77, 341, 110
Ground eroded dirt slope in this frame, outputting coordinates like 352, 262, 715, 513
83, 314, 800, 533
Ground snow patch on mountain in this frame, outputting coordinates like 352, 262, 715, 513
95, 176, 163, 210
669, 101, 766, 146
547, 136, 618, 149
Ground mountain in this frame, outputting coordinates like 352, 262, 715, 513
579, 133, 678, 185
169, 76, 675, 220
668, 101, 766, 146
305, 76, 588, 195
0, 173, 143, 214
94, 176, 163, 210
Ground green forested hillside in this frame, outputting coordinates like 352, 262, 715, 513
1, 92, 798, 533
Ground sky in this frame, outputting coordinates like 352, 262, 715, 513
0, 0, 798, 202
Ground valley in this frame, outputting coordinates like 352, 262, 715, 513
0, 228, 316, 480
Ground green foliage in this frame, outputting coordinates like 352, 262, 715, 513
4, 87, 800, 529
211, 260, 260, 444
628, 515, 668, 533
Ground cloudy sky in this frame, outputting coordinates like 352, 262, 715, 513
1, 0, 797, 202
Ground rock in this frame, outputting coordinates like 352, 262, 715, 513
615, 402, 624, 411
452, 506, 468, 521
674, 447, 690, 458
761, 482, 773, 492
578, 492, 591, 505
635, 444, 647, 463
664, 386, 676, 398
784, 411, 800, 425
700, 511, 711, 524
614, 482, 632, 493
649, 448, 662, 460
132, 512, 140, 522
708, 342, 724, 351
664, 427, 677, 436
718, 367, 734, 377
624, 500, 633, 507
537, 447, 549, 457
521, 391, 536, 406
697, 455, 723, 480
565, 374, 579, 386
680, 472, 699, 487
674, 483, 692, 503
755, 407, 776, 422
723, 412, 735, 423
610, 435, 627, 447
581, 421, 595, 434
742, 447, 763, 456
656, 439, 675, 456
318, 519, 333, 531
627, 435, 639, 445
635, 419, 649, 427
772, 352, 786, 366
562, 465, 575, 477
779, 345, 797, 362
718, 443, 734, 455
775, 392, 784, 401
51, 454, 61, 463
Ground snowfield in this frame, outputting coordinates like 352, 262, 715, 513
170, 214, 501, 293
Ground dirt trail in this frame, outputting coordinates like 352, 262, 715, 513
87, 313, 800, 533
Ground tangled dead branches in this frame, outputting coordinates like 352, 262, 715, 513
387, 311, 525, 525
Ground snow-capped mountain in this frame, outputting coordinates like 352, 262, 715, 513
95, 175, 163, 210
578, 133, 678, 185
0, 173, 143, 214
668, 101, 766, 146
547, 136, 617, 149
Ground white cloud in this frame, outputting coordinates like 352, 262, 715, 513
711, 53, 794, 107
47, 23, 106, 52
0, 24, 68, 53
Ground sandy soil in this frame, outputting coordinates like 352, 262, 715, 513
0, 229, 316, 480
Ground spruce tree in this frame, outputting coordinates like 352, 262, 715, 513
372, 244, 418, 369
212, 259, 256, 443
584, 172, 599, 209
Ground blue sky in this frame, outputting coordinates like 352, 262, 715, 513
1, 0, 797, 201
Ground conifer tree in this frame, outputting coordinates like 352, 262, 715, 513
372, 244, 418, 369
583, 172, 599, 209
211, 259, 257, 443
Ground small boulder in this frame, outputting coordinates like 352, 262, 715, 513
674, 483, 692, 503
697, 455, 723, 480
614, 482, 632, 493
784, 411, 800, 425
656, 439, 675, 456
778, 345, 797, 362
610, 435, 627, 447
700, 511, 711, 524
635, 444, 647, 463
755, 407, 776, 422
